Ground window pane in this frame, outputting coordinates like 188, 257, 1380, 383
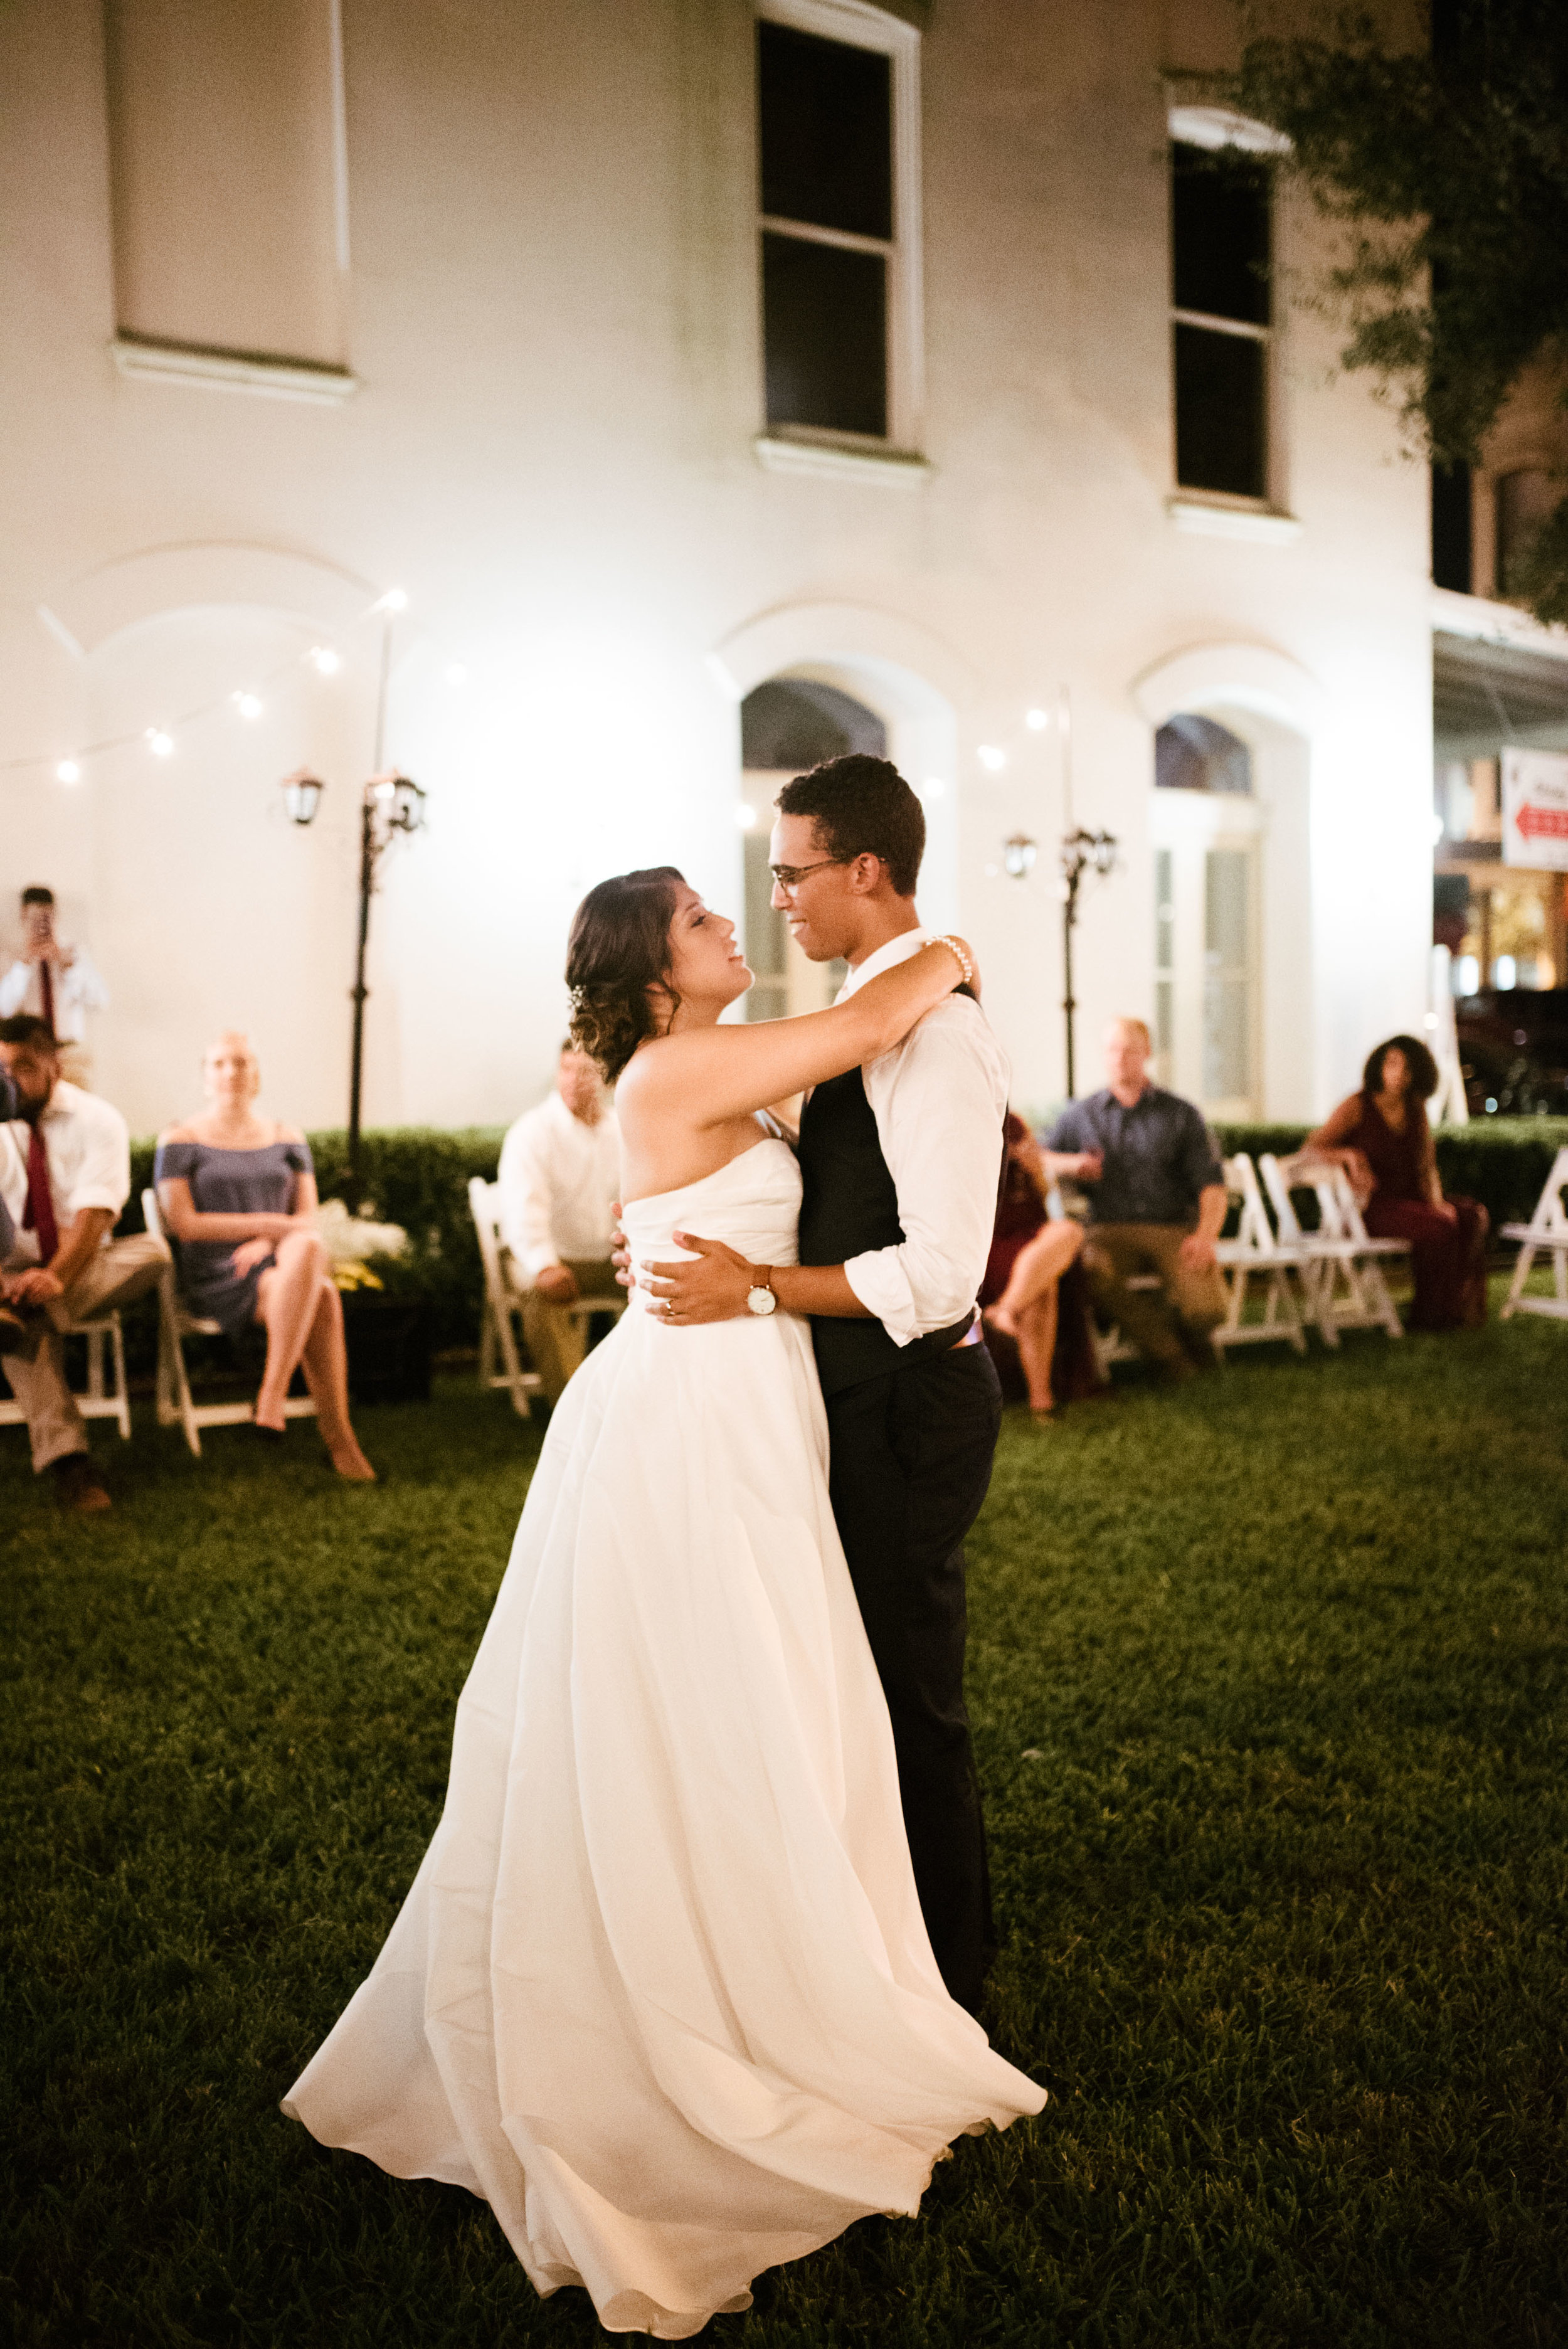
1155, 847, 1174, 972
1204, 848, 1251, 1102
1431, 462, 1473, 593
743, 831, 788, 1020
763, 233, 886, 437
1171, 146, 1269, 325
758, 23, 893, 240
1174, 324, 1266, 498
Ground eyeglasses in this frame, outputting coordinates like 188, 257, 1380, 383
768, 857, 852, 895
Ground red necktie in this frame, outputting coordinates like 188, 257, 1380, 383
22, 1122, 58, 1265
39, 958, 56, 1038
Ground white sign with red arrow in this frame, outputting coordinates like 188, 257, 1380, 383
1502, 748, 1568, 871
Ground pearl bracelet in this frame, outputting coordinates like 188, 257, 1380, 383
930, 933, 975, 988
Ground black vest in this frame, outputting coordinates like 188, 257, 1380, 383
796, 1065, 980, 1398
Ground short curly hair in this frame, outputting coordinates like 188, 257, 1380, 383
1362, 1032, 1439, 1101
565, 867, 684, 1083
775, 754, 925, 897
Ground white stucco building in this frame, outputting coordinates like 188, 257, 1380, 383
1, 0, 1457, 1138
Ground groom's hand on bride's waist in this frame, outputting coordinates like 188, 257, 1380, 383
640, 1233, 753, 1322
640, 1238, 872, 1325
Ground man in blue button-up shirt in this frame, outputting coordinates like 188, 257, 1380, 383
1046, 1019, 1227, 1379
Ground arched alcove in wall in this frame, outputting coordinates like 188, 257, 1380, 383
29, 545, 395, 1137
1132, 643, 1318, 1120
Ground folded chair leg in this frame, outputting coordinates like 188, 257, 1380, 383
110, 1317, 131, 1439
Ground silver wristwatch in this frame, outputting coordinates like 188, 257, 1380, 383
746, 1266, 778, 1317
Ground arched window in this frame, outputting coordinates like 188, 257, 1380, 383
1155, 712, 1252, 795
739, 677, 886, 767
738, 679, 884, 1017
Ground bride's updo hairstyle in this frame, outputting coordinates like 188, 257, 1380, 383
566, 866, 685, 1082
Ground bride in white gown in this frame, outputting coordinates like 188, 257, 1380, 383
283, 867, 1045, 2336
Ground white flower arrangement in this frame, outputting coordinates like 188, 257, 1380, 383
314, 1198, 410, 1291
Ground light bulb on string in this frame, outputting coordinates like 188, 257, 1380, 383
977, 745, 1007, 773
309, 646, 341, 675
146, 728, 174, 758
1025, 708, 1049, 731
56, 759, 81, 785
734, 803, 758, 830
233, 691, 263, 721
373, 587, 409, 614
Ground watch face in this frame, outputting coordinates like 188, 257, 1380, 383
747, 1285, 776, 1316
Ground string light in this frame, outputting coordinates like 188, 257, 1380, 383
1, 589, 464, 781
977, 745, 1007, 773
1025, 707, 1049, 730
921, 776, 947, 800
734, 803, 758, 829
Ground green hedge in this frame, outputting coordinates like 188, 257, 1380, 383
116, 1115, 1568, 1370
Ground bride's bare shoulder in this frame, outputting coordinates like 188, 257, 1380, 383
617, 1027, 731, 1100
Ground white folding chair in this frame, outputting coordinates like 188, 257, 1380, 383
1500, 1143, 1568, 1322
142, 1188, 317, 1456
1210, 1154, 1307, 1358
0, 1300, 130, 1441
469, 1178, 627, 1419
1261, 1154, 1404, 1344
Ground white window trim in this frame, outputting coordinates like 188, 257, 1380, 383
110, 335, 359, 404
755, 0, 925, 459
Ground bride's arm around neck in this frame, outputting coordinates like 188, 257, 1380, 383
620, 940, 976, 1135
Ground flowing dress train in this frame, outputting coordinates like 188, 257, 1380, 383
282, 1138, 1045, 2336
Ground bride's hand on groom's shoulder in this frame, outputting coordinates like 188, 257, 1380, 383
641, 1233, 753, 1323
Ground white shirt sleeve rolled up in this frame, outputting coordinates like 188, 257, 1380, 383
834, 935, 1009, 1347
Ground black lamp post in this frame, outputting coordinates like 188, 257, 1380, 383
347, 773, 426, 1184
280, 763, 426, 1186
1059, 827, 1118, 1098
1004, 823, 1118, 1099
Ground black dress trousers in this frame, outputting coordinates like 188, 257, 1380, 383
824, 1340, 1003, 2015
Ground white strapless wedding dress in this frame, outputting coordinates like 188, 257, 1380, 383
283, 1138, 1044, 2336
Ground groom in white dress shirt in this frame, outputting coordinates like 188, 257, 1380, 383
640, 756, 1008, 2016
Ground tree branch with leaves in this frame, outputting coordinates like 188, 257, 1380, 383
1200, 1, 1568, 621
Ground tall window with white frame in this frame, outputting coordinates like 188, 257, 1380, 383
756, 6, 917, 448
1170, 142, 1272, 501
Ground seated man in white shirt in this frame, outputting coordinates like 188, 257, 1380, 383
497, 1042, 622, 1406
0, 1015, 169, 1512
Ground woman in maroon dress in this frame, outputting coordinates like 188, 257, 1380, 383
980, 1111, 1103, 1415
1305, 1034, 1488, 1331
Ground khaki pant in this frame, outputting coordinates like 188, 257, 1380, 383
3, 1231, 170, 1471
1082, 1222, 1226, 1369
513, 1256, 622, 1405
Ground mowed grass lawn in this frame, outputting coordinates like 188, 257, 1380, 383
4, 1300, 1566, 2348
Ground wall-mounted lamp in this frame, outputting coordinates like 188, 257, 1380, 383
280, 767, 326, 827
1004, 833, 1037, 879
